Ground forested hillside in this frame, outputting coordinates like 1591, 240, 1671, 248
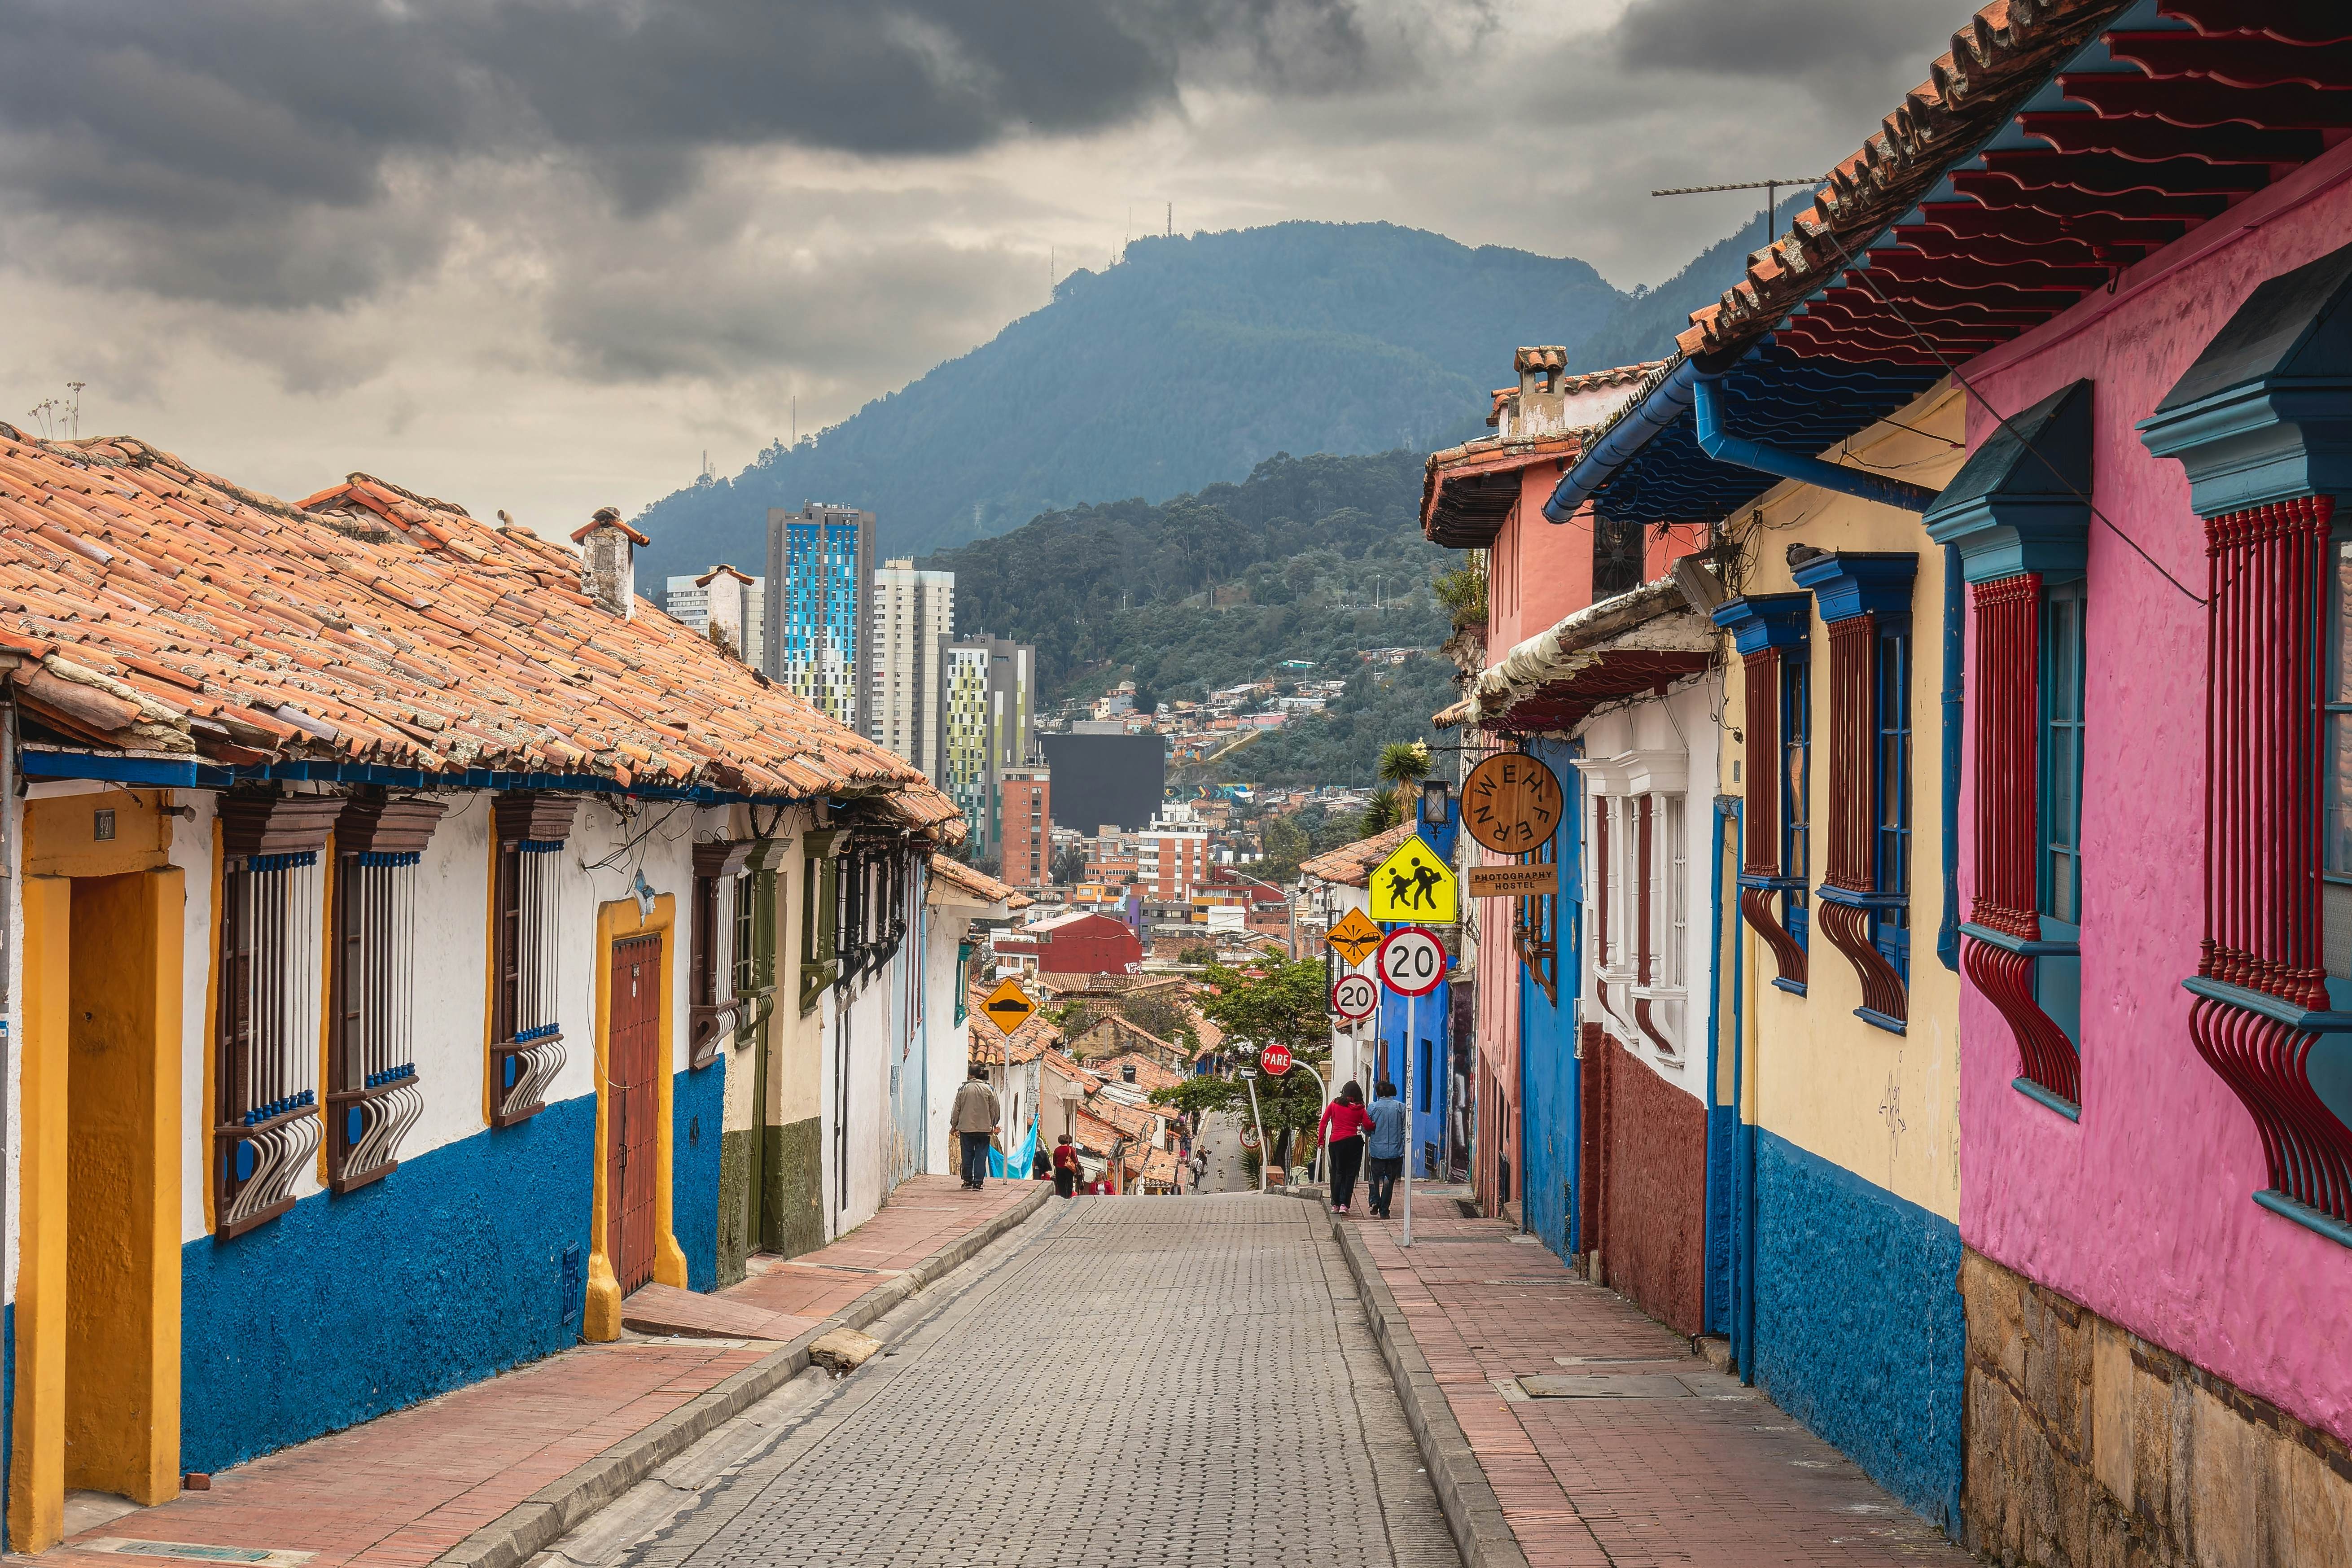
634, 221, 1623, 575
1569, 194, 1813, 371
924, 449, 1448, 707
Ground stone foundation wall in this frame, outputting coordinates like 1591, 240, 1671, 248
1961, 1248, 2352, 1567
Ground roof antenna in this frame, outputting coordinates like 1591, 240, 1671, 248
1651, 176, 1831, 258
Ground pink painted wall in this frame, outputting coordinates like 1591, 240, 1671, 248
1470, 837, 1522, 1213
1955, 144, 2352, 1443
1486, 465, 1590, 654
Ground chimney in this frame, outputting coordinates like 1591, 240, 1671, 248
571, 506, 648, 618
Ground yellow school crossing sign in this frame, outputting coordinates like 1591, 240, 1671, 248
1368, 837, 1457, 924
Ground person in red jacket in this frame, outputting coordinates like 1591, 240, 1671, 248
1319, 1081, 1372, 1214
1050, 1133, 1083, 1199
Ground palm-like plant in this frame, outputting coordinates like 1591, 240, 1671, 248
1361, 786, 1404, 835
1377, 740, 1431, 789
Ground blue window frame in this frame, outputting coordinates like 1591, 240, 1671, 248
1873, 617, 1912, 982
1781, 651, 1810, 950
2038, 579, 2087, 1042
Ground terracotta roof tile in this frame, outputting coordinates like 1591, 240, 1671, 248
1298, 822, 1414, 888
0, 427, 959, 833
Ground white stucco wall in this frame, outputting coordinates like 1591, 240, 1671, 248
1573, 675, 1721, 1104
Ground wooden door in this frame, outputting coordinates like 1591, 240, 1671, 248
607, 935, 661, 1295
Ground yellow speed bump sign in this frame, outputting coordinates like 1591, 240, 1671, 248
1369, 836, 1457, 924
980, 977, 1037, 1031
1326, 907, 1383, 968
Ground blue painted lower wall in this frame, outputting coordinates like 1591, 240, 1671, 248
4, 1300, 14, 1555
1519, 969, 1576, 1260
182, 1091, 597, 1475
1751, 1127, 1963, 1530
673, 1060, 724, 1293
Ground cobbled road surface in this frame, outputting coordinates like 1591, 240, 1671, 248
621, 1195, 1457, 1568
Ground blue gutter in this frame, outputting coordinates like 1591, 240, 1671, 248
1543, 358, 1704, 523
1691, 374, 1940, 514
16, 748, 832, 809
1936, 545, 1962, 972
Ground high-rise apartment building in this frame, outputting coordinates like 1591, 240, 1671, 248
869, 557, 953, 777
1001, 764, 1051, 890
664, 565, 764, 667
938, 634, 1034, 862
765, 504, 873, 731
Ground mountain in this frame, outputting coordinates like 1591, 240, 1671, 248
1568, 193, 1814, 372
926, 448, 1448, 708
634, 221, 1625, 578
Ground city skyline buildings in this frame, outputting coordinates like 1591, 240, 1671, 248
870, 556, 954, 779
765, 502, 874, 732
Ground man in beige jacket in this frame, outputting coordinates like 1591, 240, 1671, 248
951, 1067, 1001, 1190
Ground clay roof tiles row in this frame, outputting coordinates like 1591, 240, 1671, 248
1297, 822, 1415, 889
0, 426, 958, 833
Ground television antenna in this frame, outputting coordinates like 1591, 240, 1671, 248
1651, 176, 1831, 254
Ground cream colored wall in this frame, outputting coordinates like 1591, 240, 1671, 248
1726, 382, 1967, 1223
771, 806, 823, 1130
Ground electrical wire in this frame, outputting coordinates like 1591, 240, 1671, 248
1815, 231, 2206, 605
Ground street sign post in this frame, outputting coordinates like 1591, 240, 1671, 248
1326, 907, 1382, 968
1462, 752, 1564, 856
1373, 926, 1446, 1246
1368, 837, 1458, 924
1329, 972, 1378, 1022
1261, 1043, 1293, 1075
980, 977, 1036, 1032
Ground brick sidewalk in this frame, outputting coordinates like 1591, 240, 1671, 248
1347, 1187, 1971, 1568
34, 1176, 1041, 1568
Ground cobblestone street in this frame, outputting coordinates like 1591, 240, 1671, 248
611, 1196, 1455, 1568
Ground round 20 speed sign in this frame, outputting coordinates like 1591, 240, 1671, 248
1330, 972, 1379, 1022
1375, 926, 1446, 997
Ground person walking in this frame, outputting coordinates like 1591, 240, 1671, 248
1030, 1145, 1053, 1182
1051, 1134, 1083, 1199
951, 1067, 1000, 1191
1190, 1148, 1209, 1193
1318, 1081, 1371, 1214
1365, 1079, 1407, 1219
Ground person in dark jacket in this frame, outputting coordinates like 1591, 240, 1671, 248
1318, 1081, 1371, 1214
1365, 1080, 1408, 1218
1030, 1145, 1054, 1181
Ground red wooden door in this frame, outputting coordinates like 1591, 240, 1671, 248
608, 935, 661, 1296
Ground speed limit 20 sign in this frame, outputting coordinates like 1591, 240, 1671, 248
1375, 926, 1447, 997
1329, 972, 1378, 1021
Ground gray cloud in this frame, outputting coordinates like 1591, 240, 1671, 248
0, 0, 1408, 306
1612, 0, 1962, 105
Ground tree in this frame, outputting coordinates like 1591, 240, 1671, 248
1051, 844, 1088, 885
1361, 786, 1404, 834
1377, 740, 1431, 788
1177, 943, 1218, 966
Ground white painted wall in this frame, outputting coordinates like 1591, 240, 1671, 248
1573, 675, 1721, 1103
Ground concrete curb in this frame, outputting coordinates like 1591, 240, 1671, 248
433, 1184, 1053, 1568
1323, 1198, 1533, 1568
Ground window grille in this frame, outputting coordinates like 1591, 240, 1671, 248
1792, 552, 1917, 1033
215, 793, 343, 1239
491, 793, 577, 1127
1716, 593, 1814, 993
800, 827, 846, 1012
689, 839, 753, 1069
1513, 832, 1559, 1005
328, 793, 447, 1192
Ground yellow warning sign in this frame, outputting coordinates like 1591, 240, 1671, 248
980, 977, 1037, 1032
1368, 837, 1458, 924
1326, 907, 1383, 968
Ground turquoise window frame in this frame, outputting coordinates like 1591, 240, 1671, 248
2037, 577, 2087, 1046
1780, 649, 1811, 956
1872, 615, 1912, 985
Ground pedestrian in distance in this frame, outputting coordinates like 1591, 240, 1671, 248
1319, 1080, 1371, 1214
951, 1067, 1000, 1191
1191, 1148, 1208, 1192
1051, 1133, 1082, 1199
1366, 1079, 1408, 1219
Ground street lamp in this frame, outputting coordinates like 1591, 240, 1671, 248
1419, 777, 1450, 825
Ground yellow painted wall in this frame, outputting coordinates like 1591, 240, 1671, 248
773, 812, 826, 1130
1724, 384, 1967, 1222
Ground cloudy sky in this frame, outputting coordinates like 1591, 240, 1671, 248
2, 0, 1967, 534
